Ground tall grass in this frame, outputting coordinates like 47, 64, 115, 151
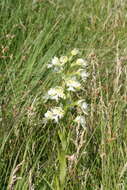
0, 0, 127, 189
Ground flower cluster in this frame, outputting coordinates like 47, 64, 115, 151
43, 49, 89, 125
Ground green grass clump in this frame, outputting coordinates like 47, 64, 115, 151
0, 0, 127, 189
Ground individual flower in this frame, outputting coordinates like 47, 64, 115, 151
77, 100, 88, 115
44, 107, 64, 123
44, 110, 53, 120
74, 115, 86, 128
47, 86, 66, 101
60, 56, 68, 64
75, 68, 89, 81
53, 66, 64, 72
71, 48, 79, 56
76, 58, 87, 67
47, 56, 60, 68
79, 69, 89, 81
65, 77, 81, 92
51, 56, 60, 66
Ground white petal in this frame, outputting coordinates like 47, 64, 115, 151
71, 49, 79, 56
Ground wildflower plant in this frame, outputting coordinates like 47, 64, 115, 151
43, 49, 89, 189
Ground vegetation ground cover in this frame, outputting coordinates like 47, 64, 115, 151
0, 0, 127, 189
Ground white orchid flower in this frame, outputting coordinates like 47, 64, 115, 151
76, 58, 87, 67
47, 56, 60, 68
74, 115, 86, 128
77, 100, 88, 115
44, 107, 64, 123
47, 87, 66, 101
60, 56, 68, 64
65, 78, 81, 92
71, 48, 79, 56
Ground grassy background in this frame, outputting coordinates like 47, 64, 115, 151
0, 0, 127, 189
